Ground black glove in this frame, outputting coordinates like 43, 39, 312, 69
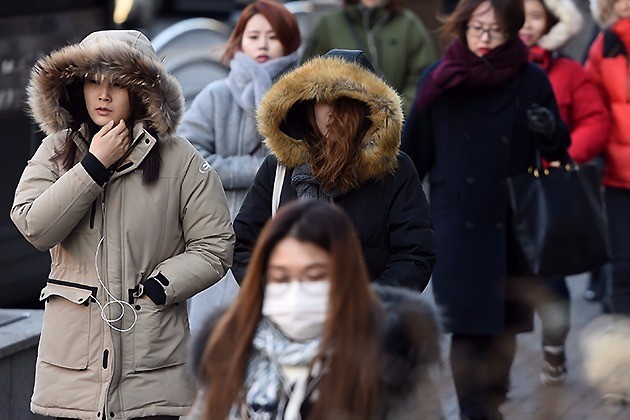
143, 278, 166, 305
527, 103, 556, 140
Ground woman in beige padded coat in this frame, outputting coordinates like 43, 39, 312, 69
11, 30, 234, 419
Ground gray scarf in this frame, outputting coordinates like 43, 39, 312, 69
232, 319, 322, 420
291, 164, 341, 202
225, 51, 299, 113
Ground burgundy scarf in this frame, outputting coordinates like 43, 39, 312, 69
416, 37, 529, 110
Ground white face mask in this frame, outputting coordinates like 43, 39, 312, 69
262, 281, 330, 341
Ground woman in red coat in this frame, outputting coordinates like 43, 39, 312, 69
585, 0, 630, 316
519, 0, 611, 387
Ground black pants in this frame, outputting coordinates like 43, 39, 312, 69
606, 187, 630, 314
538, 277, 570, 347
450, 333, 516, 420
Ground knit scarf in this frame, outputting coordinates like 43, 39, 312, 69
226, 51, 299, 113
234, 319, 322, 420
291, 164, 341, 202
415, 37, 529, 110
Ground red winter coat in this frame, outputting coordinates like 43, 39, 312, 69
530, 46, 610, 164
585, 20, 630, 189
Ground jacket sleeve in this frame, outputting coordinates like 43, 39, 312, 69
534, 70, 571, 161
11, 134, 104, 251
401, 73, 436, 181
231, 155, 276, 283
178, 85, 266, 190
401, 12, 437, 115
377, 154, 436, 291
147, 150, 235, 304
566, 65, 611, 163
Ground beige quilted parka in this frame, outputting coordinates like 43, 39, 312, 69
11, 30, 234, 419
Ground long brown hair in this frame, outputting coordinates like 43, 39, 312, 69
440, 0, 525, 44
52, 77, 161, 184
304, 97, 372, 195
222, 0, 302, 64
199, 201, 383, 419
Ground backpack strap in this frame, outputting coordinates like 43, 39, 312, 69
603, 28, 626, 58
272, 163, 286, 218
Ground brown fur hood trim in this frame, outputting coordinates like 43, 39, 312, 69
257, 55, 403, 181
539, 0, 583, 51
26, 30, 184, 136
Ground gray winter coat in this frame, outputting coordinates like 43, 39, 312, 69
178, 52, 299, 218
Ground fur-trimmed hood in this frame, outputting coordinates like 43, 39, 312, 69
538, 0, 584, 50
26, 30, 184, 136
256, 55, 403, 182
590, 0, 618, 28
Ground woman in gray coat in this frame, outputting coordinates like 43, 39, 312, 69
177, 0, 301, 332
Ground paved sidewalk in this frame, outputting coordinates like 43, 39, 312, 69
429, 273, 629, 420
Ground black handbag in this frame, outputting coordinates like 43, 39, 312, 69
506, 151, 610, 277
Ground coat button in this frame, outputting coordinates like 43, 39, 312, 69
465, 221, 475, 229
463, 132, 472, 140
496, 222, 504, 230
466, 176, 475, 185
501, 135, 510, 144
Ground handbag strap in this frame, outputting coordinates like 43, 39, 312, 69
272, 163, 286, 218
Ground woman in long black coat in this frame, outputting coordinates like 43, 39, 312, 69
402, 0, 569, 418
232, 49, 436, 292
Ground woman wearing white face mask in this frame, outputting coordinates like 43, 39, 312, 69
186, 200, 444, 419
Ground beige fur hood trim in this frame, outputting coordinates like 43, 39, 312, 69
26, 30, 184, 136
539, 0, 584, 50
590, 0, 617, 28
257, 55, 403, 181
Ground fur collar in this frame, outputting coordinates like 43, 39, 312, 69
539, 0, 584, 50
256, 55, 403, 182
26, 30, 184, 136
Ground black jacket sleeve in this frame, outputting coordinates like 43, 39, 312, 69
377, 154, 436, 291
401, 66, 438, 180
533, 71, 571, 161
232, 155, 277, 283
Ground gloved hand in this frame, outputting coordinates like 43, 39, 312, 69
527, 103, 556, 140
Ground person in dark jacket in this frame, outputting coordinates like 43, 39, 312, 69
187, 200, 444, 419
232, 49, 436, 291
401, 0, 570, 418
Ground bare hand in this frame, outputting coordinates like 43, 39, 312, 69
89, 120, 131, 168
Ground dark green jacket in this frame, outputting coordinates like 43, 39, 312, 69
302, 5, 436, 114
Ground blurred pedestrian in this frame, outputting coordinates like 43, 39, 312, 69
187, 200, 444, 419
232, 48, 436, 291
301, 0, 437, 114
177, 0, 301, 333
585, 0, 630, 315
402, 0, 570, 418
11, 30, 234, 419
519, 0, 611, 386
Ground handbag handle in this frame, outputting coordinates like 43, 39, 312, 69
528, 148, 579, 178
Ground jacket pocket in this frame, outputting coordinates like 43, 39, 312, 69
39, 281, 94, 370
133, 298, 188, 372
